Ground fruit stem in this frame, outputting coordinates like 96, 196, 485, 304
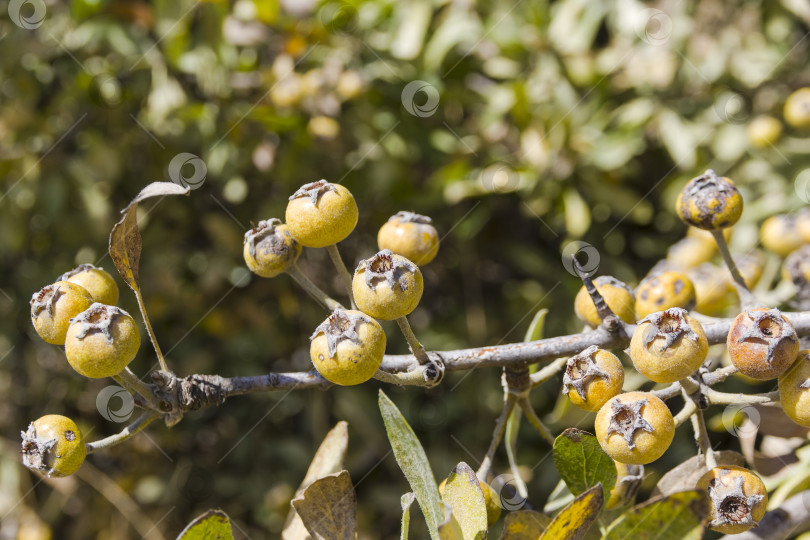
114, 368, 161, 411
287, 263, 345, 311
673, 398, 698, 427
572, 255, 627, 336
477, 395, 518, 479
707, 388, 780, 406
682, 385, 716, 468
711, 229, 760, 310
326, 244, 357, 309
372, 365, 437, 386
519, 397, 555, 445
396, 316, 431, 365
529, 356, 568, 388
133, 288, 170, 372
85, 411, 160, 454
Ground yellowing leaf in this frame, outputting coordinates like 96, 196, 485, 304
539, 484, 602, 540
109, 181, 189, 291
440, 462, 487, 540
438, 503, 464, 540
552, 429, 617, 497
498, 510, 551, 539
602, 490, 707, 540
283, 421, 349, 539
291, 470, 357, 540
176, 509, 234, 540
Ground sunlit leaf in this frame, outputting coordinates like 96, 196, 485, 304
440, 462, 487, 540
379, 390, 443, 540
283, 421, 349, 539
291, 470, 357, 540
601, 490, 707, 540
498, 510, 551, 539
176, 509, 234, 540
553, 429, 617, 497
539, 484, 602, 540
438, 503, 464, 540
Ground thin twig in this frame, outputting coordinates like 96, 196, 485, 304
707, 389, 779, 406
711, 230, 760, 310
519, 397, 554, 445
134, 288, 169, 372
573, 256, 627, 336
674, 399, 698, 427
529, 357, 568, 388
114, 368, 161, 411
86, 411, 160, 454
286, 263, 344, 311
372, 366, 435, 386
477, 396, 517, 479
326, 244, 357, 308
396, 316, 431, 365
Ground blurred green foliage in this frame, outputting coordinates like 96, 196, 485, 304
1, 0, 810, 537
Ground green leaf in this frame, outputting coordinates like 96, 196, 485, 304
291, 470, 357, 540
553, 429, 617, 497
498, 510, 551, 539
601, 490, 708, 540
283, 422, 349, 538
523, 308, 548, 342
176, 509, 234, 540
539, 484, 603, 540
401, 492, 416, 540
440, 462, 487, 540
379, 390, 443, 540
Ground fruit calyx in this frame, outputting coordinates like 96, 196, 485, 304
289, 179, 337, 204
359, 249, 418, 292
310, 309, 372, 357
562, 345, 609, 400
639, 307, 700, 349
607, 397, 654, 450
69, 303, 128, 343
707, 470, 764, 529
736, 308, 797, 365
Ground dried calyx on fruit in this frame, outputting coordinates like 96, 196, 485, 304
377, 211, 440, 266
58, 263, 119, 305
727, 307, 800, 380
361, 249, 417, 292
676, 169, 743, 230
309, 309, 386, 386
21, 415, 86, 478
595, 391, 674, 465
352, 249, 424, 320
698, 466, 768, 534
563, 346, 608, 400
243, 219, 301, 278
65, 302, 141, 379
606, 398, 653, 450
630, 308, 708, 383
30, 281, 94, 345
562, 345, 624, 412
285, 179, 358, 248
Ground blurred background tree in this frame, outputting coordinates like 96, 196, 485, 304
1, 0, 810, 537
